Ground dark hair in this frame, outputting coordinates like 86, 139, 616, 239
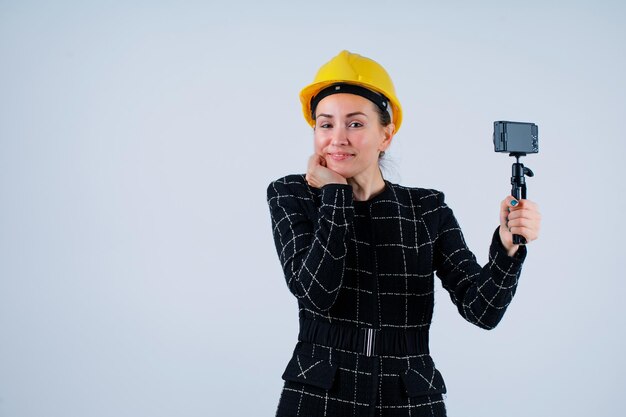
372, 102, 392, 127
372, 104, 391, 159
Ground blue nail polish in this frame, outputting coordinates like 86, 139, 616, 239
511, 200, 518, 206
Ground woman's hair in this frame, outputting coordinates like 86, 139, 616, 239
373, 103, 392, 127
373, 103, 392, 159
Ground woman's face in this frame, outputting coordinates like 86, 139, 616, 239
313, 93, 394, 180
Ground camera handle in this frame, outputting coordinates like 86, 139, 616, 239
510, 154, 534, 245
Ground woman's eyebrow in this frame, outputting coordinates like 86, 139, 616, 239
317, 111, 368, 119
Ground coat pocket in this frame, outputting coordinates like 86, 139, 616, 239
400, 361, 447, 397
281, 353, 339, 390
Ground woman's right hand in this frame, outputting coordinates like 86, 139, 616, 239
305, 154, 348, 188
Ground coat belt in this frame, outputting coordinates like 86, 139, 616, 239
298, 318, 430, 357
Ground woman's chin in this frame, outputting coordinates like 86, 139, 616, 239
326, 165, 353, 179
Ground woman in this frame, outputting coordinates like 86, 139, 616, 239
267, 50, 541, 416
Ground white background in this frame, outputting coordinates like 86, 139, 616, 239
1, 1, 624, 416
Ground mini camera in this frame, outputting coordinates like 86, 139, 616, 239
493, 121, 538, 155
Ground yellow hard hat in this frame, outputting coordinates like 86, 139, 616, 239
300, 50, 403, 133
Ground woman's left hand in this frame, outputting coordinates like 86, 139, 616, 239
499, 196, 541, 256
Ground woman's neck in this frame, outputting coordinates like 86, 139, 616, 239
348, 169, 386, 202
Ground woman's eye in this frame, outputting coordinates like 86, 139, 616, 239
349, 121, 363, 128
319, 123, 332, 128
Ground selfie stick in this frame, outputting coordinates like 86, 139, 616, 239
510, 153, 534, 245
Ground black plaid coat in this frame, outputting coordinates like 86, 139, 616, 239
267, 174, 526, 416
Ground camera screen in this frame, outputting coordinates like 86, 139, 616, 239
507, 123, 532, 150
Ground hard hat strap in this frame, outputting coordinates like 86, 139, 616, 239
310, 83, 390, 120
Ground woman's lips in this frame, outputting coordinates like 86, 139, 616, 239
328, 153, 354, 161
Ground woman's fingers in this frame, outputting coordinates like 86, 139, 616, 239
306, 154, 347, 188
501, 197, 542, 243
499, 197, 541, 255
508, 225, 540, 242
306, 154, 325, 187
499, 196, 518, 229
307, 154, 322, 171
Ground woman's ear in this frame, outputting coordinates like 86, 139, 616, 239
380, 123, 395, 151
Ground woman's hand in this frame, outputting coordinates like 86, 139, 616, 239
305, 154, 348, 188
499, 196, 541, 256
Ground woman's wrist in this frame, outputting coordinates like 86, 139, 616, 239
506, 244, 520, 257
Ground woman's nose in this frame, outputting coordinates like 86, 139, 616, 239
330, 126, 349, 146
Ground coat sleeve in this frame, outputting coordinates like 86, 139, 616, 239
432, 191, 527, 330
267, 176, 355, 312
